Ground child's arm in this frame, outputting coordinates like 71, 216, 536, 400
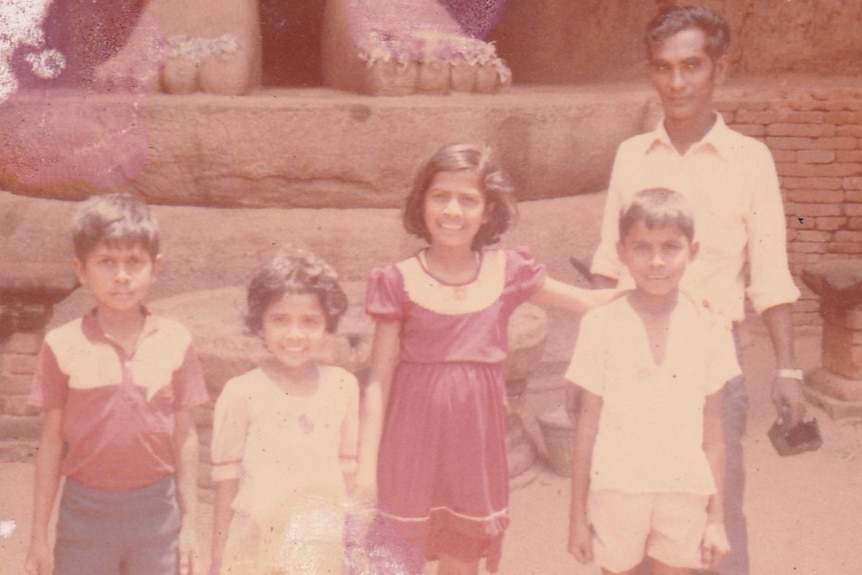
568, 387, 602, 565
209, 478, 239, 575
702, 387, 730, 570
356, 319, 401, 501
174, 409, 200, 575
25, 408, 64, 575
530, 276, 619, 315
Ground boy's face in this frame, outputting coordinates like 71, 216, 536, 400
74, 241, 160, 316
617, 220, 698, 297
649, 27, 727, 125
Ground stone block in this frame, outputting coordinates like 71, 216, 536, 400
0, 332, 43, 355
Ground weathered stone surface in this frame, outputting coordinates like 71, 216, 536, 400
804, 368, 862, 420
802, 261, 862, 306
0, 263, 78, 304
0, 86, 647, 207
0, 190, 605, 331
148, 281, 547, 396
494, 0, 862, 83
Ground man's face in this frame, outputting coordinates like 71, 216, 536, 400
649, 27, 726, 124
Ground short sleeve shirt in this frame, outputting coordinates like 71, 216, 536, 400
566, 294, 740, 495
28, 309, 209, 490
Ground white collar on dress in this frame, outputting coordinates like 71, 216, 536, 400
396, 248, 506, 315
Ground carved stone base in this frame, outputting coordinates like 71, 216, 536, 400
804, 367, 862, 419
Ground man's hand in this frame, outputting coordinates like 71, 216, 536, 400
772, 376, 807, 428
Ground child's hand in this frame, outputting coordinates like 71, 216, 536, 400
24, 539, 53, 575
568, 519, 594, 565
178, 521, 198, 575
701, 519, 730, 570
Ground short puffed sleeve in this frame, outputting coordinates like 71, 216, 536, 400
504, 247, 547, 307
365, 264, 405, 321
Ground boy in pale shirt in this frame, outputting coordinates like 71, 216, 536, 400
568, 188, 738, 575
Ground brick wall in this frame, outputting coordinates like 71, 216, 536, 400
0, 331, 42, 462
717, 96, 862, 327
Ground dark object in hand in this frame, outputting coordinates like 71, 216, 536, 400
768, 414, 822, 456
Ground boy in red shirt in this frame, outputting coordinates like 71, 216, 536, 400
25, 193, 208, 575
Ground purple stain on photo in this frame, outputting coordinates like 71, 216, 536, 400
438, 0, 507, 38
0, 0, 154, 193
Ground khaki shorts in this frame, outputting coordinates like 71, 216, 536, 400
588, 490, 709, 572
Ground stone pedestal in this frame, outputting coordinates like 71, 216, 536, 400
0, 263, 78, 461
800, 261, 862, 418
150, 281, 548, 482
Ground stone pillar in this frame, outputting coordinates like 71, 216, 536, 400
0, 264, 77, 461
800, 261, 862, 419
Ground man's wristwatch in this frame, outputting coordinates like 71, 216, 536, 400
775, 368, 804, 380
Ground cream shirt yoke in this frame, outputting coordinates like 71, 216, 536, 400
590, 114, 800, 324
565, 294, 741, 495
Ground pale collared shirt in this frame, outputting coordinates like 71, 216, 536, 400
591, 113, 800, 324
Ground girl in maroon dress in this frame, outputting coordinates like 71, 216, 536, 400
357, 143, 610, 575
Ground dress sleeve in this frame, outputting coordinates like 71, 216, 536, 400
505, 247, 547, 306
365, 264, 405, 321
211, 378, 249, 482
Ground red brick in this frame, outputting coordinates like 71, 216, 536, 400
0, 374, 34, 395
815, 217, 848, 231
734, 109, 776, 124
829, 242, 862, 254
792, 229, 833, 243
847, 191, 862, 203
797, 150, 835, 164
785, 189, 844, 203
824, 111, 862, 125
778, 163, 860, 178
2, 354, 37, 375
774, 109, 825, 124
837, 151, 862, 163
845, 177, 862, 190
815, 137, 859, 150
837, 125, 862, 138
767, 123, 836, 138
0, 395, 39, 417
788, 215, 816, 229
833, 230, 862, 243
741, 101, 770, 111
780, 176, 842, 190
847, 217, 862, 231
844, 204, 862, 217
0, 332, 43, 354
731, 123, 766, 137
770, 149, 796, 163
766, 136, 815, 150
786, 202, 843, 216
790, 242, 829, 254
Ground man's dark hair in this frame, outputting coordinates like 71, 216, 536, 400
645, 5, 731, 62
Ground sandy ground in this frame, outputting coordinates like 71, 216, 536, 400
2, 313, 861, 575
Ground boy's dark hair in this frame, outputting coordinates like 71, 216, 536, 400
645, 5, 731, 62
619, 188, 695, 243
245, 247, 348, 334
72, 193, 160, 261
403, 143, 518, 250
